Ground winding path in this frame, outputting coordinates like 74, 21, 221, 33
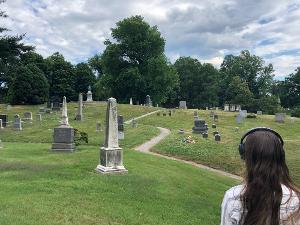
135, 126, 242, 181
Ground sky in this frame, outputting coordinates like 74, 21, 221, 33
1, 0, 300, 80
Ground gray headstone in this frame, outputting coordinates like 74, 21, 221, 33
36, 114, 42, 121
145, 95, 152, 107
275, 113, 286, 123
179, 101, 187, 109
131, 118, 137, 128
230, 104, 236, 112
236, 114, 244, 124
0, 114, 8, 127
257, 111, 262, 115
96, 98, 127, 174
224, 104, 229, 111
239, 110, 247, 118
0, 119, 3, 129
215, 134, 221, 142
192, 119, 208, 134
23, 112, 32, 120
6, 104, 12, 110
14, 115, 22, 130
75, 93, 83, 121
118, 115, 124, 140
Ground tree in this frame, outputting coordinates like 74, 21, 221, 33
174, 57, 219, 108
0, 0, 34, 102
88, 54, 102, 77
9, 64, 49, 104
74, 62, 96, 95
220, 50, 274, 98
100, 15, 179, 104
44, 52, 76, 101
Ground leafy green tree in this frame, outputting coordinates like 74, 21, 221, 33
174, 57, 219, 108
74, 62, 96, 95
44, 52, 76, 101
220, 50, 274, 99
9, 64, 49, 104
88, 54, 102, 77
0, 0, 34, 101
100, 15, 179, 104
225, 76, 253, 106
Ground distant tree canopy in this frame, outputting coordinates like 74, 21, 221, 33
0, 5, 299, 114
98, 15, 179, 105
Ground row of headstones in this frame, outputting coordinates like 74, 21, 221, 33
0, 113, 43, 129
129, 95, 153, 107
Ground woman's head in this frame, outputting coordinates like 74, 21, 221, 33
240, 128, 300, 225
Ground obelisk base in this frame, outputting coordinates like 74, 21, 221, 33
95, 147, 127, 174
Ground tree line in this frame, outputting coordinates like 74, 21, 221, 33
0, 2, 299, 115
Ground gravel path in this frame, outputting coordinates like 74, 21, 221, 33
135, 126, 242, 181
124, 110, 161, 124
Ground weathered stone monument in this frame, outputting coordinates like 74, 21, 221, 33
129, 98, 133, 105
179, 101, 187, 109
51, 96, 75, 152
96, 98, 127, 174
224, 104, 229, 111
145, 95, 152, 107
192, 118, 208, 134
275, 113, 286, 123
86, 85, 93, 102
0, 114, 8, 127
23, 112, 33, 120
257, 111, 263, 115
13, 114, 22, 130
118, 115, 124, 140
75, 93, 83, 121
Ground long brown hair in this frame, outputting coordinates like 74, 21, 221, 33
241, 130, 300, 225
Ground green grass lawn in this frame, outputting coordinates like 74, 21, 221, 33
139, 109, 300, 185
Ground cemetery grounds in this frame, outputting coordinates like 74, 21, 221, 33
1, 103, 299, 225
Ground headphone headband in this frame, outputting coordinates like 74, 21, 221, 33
240, 127, 284, 146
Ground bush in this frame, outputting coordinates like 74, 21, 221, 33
74, 129, 88, 146
291, 107, 300, 118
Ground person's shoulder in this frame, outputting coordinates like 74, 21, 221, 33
224, 184, 244, 201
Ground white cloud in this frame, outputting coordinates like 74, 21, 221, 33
1, 0, 300, 79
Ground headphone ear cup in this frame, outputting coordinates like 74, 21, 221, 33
239, 143, 245, 160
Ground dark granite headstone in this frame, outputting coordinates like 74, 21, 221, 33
118, 115, 124, 140
202, 133, 208, 138
192, 119, 208, 134
51, 127, 75, 151
215, 134, 221, 142
0, 114, 8, 127
52, 102, 61, 111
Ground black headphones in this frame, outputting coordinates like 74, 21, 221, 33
239, 127, 284, 160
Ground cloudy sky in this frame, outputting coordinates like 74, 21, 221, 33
1, 0, 300, 79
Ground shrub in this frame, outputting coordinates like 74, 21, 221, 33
247, 114, 257, 118
291, 107, 300, 118
74, 129, 88, 146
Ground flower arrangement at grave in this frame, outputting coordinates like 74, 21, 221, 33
182, 136, 196, 144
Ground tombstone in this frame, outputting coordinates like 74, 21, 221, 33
96, 122, 102, 132
194, 111, 198, 117
118, 115, 124, 140
39, 107, 45, 114
275, 113, 286, 123
0, 119, 3, 129
23, 112, 33, 120
257, 111, 263, 115
51, 96, 75, 152
202, 133, 208, 139
156, 104, 159, 108
86, 85, 93, 102
36, 114, 42, 121
212, 124, 217, 129
0, 139, 2, 149
168, 110, 172, 116
178, 129, 185, 134
46, 101, 52, 109
290, 117, 295, 124
157, 112, 161, 116
192, 119, 208, 134
179, 101, 187, 109
236, 114, 244, 124
239, 110, 247, 118
75, 93, 83, 121
52, 102, 61, 111
235, 127, 239, 132
6, 104, 12, 110
215, 134, 221, 142
216, 107, 219, 111
45, 108, 51, 114
224, 104, 229, 112
206, 107, 208, 110
0, 114, 8, 127
129, 98, 133, 105
213, 114, 219, 122
230, 104, 236, 112
136, 101, 139, 105
213, 131, 219, 136
96, 97, 127, 174
13, 114, 22, 131
235, 105, 241, 111
163, 112, 167, 116
145, 95, 152, 107
131, 118, 137, 128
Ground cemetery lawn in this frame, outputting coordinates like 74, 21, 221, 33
140, 110, 300, 185
0, 103, 239, 225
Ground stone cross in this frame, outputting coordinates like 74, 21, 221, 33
96, 97, 127, 173
76, 93, 83, 121
60, 96, 69, 127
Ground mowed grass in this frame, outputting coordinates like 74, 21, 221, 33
139, 110, 300, 185
0, 143, 238, 225
0, 103, 239, 225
